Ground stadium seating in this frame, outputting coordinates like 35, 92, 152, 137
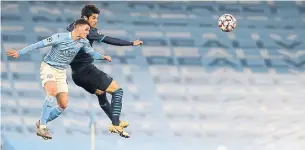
1, 1, 305, 150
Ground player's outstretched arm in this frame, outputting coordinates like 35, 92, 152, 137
6, 34, 60, 58
82, 42, 112, 62
101, 36, 143, 46
87, 30, 143, 46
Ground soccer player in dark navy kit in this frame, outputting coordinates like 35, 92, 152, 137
67, 5, 143, 138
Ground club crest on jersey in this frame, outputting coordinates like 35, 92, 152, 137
76, 43, 82, 48
47, 74, 53, 78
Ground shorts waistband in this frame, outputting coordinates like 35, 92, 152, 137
42, 61, 66, 72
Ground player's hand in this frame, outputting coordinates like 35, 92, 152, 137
103, 56, 112, 62
6, 50, 19, 58
133, 40, 143, 46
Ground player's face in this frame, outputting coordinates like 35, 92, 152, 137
77, 24, 90, 39
87, 13, 99, 28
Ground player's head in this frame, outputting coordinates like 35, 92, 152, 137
74, 19, 91, 39
81, 4, 100, 28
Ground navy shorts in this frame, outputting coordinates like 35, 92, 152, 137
71, 64, 113, 94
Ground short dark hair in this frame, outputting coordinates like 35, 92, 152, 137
81, 4, 100, 18
74, 18, 90, 27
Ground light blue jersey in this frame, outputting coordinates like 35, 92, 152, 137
18, 32, 104, 70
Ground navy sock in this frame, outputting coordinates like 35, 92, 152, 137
97, 93, 112, 120
111, 88, 123, 126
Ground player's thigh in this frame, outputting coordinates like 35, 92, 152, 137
72, 72, 97, 94
40, 62, 57, 96
54, 68, 69, 109
55, 69, 68, 94
56, 92, 68, 109
105, 80, 120, 94
44, 82, 57, 96
75, 65, 113, 94
96, 73, 115, 94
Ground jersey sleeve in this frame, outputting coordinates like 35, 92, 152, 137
102, 36, 133, 46
82, 41, 105, 60
87, 29, 106, 43
18, 33, 60, 55
42, 34, 61, 46
87, 29, 134, 46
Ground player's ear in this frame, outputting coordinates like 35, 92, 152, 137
83, 16, 88, 20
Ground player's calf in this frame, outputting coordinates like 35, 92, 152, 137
105, 81, 129, 135
96, 91, 129, 128
46, 92, 68, 123
96, 91, 112, 119
37, 81, 56, 140
110, 88, 123, 126
40, 81, 57, 126
37, 93, 67, 140
105, 81, 123, 125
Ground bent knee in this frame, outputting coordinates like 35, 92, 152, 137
110, 81, 120, 90
112, 88, 123, 96
106, 80, 120, 93
57, 101, 68, 109
58, 103, 68, 109
56, 92, 68, 109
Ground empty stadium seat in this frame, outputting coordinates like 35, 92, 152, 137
1, 1, 305, 150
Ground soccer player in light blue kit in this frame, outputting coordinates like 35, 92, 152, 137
6, 19, 111, 140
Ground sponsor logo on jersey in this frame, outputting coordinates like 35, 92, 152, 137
76, 43, 82, 48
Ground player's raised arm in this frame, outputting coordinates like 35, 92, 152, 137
6, 34, 60, 58
82, 41, 112, 62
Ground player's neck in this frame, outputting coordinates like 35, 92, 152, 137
71, 30, 81, 40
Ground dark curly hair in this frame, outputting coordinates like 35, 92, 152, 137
81, 5, 100, 18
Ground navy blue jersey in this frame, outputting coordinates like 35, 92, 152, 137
67, 21, 133, 71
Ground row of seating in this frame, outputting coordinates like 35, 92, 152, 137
3, 1, 305, 14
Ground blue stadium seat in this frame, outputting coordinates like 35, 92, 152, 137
1, 95, 18, 116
